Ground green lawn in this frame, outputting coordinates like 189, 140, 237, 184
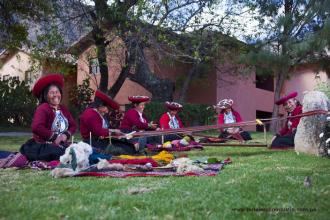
0, 133, 329, 219
0, 126, 31, 132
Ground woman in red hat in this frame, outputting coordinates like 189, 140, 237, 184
20, 74, 77, 161
119, 95, 158, 153
217, 98, 252, 141
271, 92, 302, 148
80, 90, 136, 155
159, 101, 184, 141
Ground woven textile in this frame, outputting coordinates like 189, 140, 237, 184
74, 163, 224, 178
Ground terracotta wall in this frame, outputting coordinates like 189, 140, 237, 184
215, 61, 329, 131
0, 51, 42, 86
76, 42, 215, 106
282, 64, 329, 101
216, 64, 274, 131
76, 41, 153, 106
76, 43, 329, 132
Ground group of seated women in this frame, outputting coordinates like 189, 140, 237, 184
20, 74, 302, 162
19, 74, 186, 161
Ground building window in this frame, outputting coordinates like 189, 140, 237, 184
256, 74, 274, 92
89, 58, 100, 75
256, 110, 273, 132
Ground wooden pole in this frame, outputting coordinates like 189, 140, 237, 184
264, 125, 268, 147
161, 127, 164, 144
200, 143, 267, 147
109, 129, 112, 145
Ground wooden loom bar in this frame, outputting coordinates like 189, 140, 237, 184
111, 110, 329, 139
200, 143, 268, 147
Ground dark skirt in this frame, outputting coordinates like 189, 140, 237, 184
219, 130, 252, 141
163, 134, 183, 142
20, 139, 66, 162
83, 138, 137, 156
271, 133, 294, 148
120, 129, 160, 153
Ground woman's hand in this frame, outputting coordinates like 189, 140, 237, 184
226, 127, 240, 134
54, 133, 67, 145
109, 129, 122, 134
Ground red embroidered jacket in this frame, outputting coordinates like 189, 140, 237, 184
80, 108, 109, 139
218, 110, 243, 125
279, 105, 303, 136
218, 110, 243, 132
31, 103, 76, 143
119, 109, 149, 131
159, 112, 184, 129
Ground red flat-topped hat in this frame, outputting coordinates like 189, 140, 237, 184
216, 98, 234, 109
95, 90, 120, 110
275, 92, 298, 105
165, 101, 183, 111
128, 95, 150, 103
32, 74, 64, 97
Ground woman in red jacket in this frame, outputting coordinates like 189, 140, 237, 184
271, 92, 302, 148
217, 99, 251, 141
159, 101, 184, 141
120, 95, 158, 153
20, 74, 77, 161
80, 90, 125, 152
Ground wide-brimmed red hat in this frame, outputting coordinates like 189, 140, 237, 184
128, 95, 150, 103
216, 98, 234, 109
32, 74, 64, 97
275, 92, 298, 105
95, 90, 120, 110
165, 101, 183, 111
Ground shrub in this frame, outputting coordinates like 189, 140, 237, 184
144, 102, 217, 126
69, 78, 94, 116
315, 82, 330, 99
0, 77, 37, 126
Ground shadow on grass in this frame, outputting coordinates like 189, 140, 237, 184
188, 146, 293, 158
216, 149, 290, 157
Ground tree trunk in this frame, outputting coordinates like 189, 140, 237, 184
107, 37, 174, 101
93, 27, 108, 92
128, 43, 174, 101
108, 37, 139, 98
269, 71, 287, 133
92, 0, 110, 92
269, 0, 293, 133
108, 50, 132, 98
177, 62, 199, 103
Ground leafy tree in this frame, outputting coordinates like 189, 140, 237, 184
0, 0, 52, 49
56, 0, 247, 101
236, 0, 330, 131
69, 77, 94, 113
0, 77, 37, 126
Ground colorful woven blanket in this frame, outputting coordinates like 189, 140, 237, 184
73, 163, 224, 178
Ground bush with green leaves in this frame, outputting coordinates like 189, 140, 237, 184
0, 77, 37, 126
69, 78, 94, 115
144, 102, 217, 127
315, 82, 330, 99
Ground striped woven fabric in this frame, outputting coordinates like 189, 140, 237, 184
74, 163, 224, 178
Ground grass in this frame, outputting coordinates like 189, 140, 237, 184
0, 132, 330, 219
0, 126, 31, 132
